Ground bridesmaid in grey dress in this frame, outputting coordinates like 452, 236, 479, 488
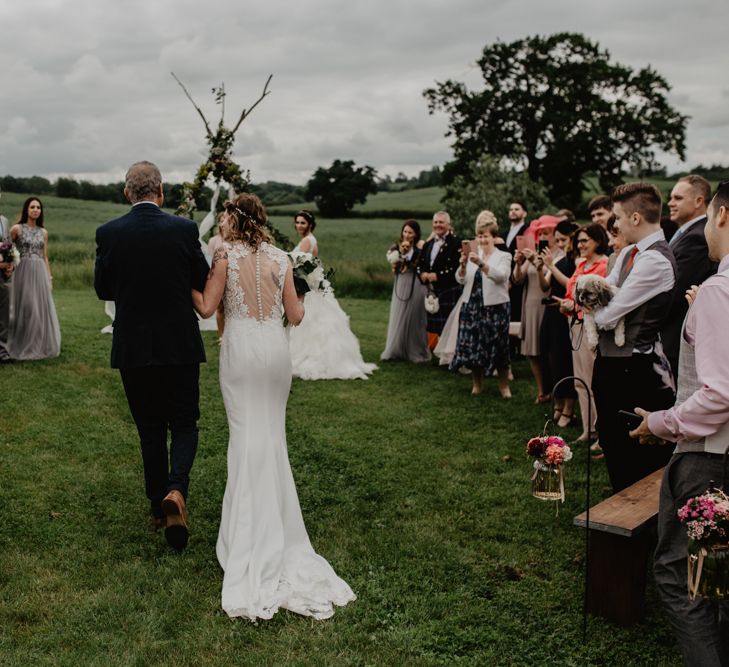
381, 220, 430, 363
8, 197, 61, 360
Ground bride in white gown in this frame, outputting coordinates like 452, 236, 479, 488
288, 210, 377, 380
192, 195, 355, 621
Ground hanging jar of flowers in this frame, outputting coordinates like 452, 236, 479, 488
527, 435, 572, 502
678, 488, 729, 601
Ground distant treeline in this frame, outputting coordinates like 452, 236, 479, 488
0, 175, 306, 210
376, 166, 442, 192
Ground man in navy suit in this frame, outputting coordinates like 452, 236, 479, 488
94, 161, 210, 551
661, 174, 718, 378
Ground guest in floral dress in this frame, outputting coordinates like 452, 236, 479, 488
450, 211, 512, 397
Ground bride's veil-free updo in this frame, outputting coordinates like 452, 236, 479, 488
223, 193, 273, 249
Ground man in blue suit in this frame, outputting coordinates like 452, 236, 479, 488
95, 161, 210, 551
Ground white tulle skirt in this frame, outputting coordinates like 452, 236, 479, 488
288, 290, 377, 380
217, 317, 356, 620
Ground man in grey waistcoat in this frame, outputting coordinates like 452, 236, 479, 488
591, 182, 676, 492
632, 181, 729, 667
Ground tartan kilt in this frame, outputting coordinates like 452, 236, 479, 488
426, 285, 462, 335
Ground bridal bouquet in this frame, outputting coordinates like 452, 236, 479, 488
0, 241, 20, 265
527, 434, 572, 502
288, 251, 334, 296
678, 488, 729, 600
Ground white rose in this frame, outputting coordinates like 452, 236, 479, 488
290, 250, 312, 266
306, 266, 326, 289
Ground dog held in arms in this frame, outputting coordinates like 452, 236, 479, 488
574, 274, 625, 350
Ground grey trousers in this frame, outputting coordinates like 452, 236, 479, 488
655, 453, 729, 667
0, 277, 9, 360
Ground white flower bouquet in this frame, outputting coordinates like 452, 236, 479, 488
0, 241, 19, 265
288, 251, 334, 296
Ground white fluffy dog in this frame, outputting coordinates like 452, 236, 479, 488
573, 274, 625, 350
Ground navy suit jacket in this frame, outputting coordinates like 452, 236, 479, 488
94, 203, 210, 369
417, 233, 462, 292
661, 216, 718, 366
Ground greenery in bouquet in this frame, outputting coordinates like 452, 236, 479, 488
0, 241, 20, 265
288, 251, 335, 296
526, 435, 573, 466
678, 488, 729, 549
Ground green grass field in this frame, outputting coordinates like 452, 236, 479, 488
0, 289, 681, 666
271, 186, 445, 216
0, 192, 684, 664
0, 192, 412, 298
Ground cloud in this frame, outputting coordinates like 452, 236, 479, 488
1, 0, 728, 186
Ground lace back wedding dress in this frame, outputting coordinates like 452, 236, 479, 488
216, 240, 355, 620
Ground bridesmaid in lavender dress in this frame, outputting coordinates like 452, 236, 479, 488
8, 197, 61, 360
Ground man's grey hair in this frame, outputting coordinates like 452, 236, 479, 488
433, 210, 451, 225
125, 161, 162, 202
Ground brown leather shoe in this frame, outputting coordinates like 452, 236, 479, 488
148, 514, 166, 531
162, 490, 189, 551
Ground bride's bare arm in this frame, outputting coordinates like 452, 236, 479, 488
192, 247, 228, 318
282, 264, 305, 326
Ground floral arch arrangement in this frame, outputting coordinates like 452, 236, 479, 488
171, 73, 291, 249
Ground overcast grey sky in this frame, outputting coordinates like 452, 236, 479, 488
1, 0, 727, 185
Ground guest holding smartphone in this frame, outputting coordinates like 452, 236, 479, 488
513, 215, 560, 403
539, 219, 579, 427
450, 211, 512, 397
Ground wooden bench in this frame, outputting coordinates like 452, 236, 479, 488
573, 467, 664, 626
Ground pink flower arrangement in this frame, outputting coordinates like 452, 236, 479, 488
678, 489, 729, 548
526, 435, 573, 466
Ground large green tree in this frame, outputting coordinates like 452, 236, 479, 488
424, 32, 688, 207
306, 159, 378, 217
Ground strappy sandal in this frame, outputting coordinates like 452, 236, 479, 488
557, 412, 578, 428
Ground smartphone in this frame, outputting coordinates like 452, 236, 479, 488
538, 239, 549, 252
618, 410, 643, 430
461, 240, 471, 255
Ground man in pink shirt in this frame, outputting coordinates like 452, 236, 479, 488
631, 181, 729, 666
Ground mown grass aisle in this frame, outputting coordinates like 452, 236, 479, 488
0, 290, 680, 666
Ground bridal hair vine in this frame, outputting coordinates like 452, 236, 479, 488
225, 202, 260, 226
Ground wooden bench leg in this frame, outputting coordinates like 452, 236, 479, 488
585, 530, 649, 626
